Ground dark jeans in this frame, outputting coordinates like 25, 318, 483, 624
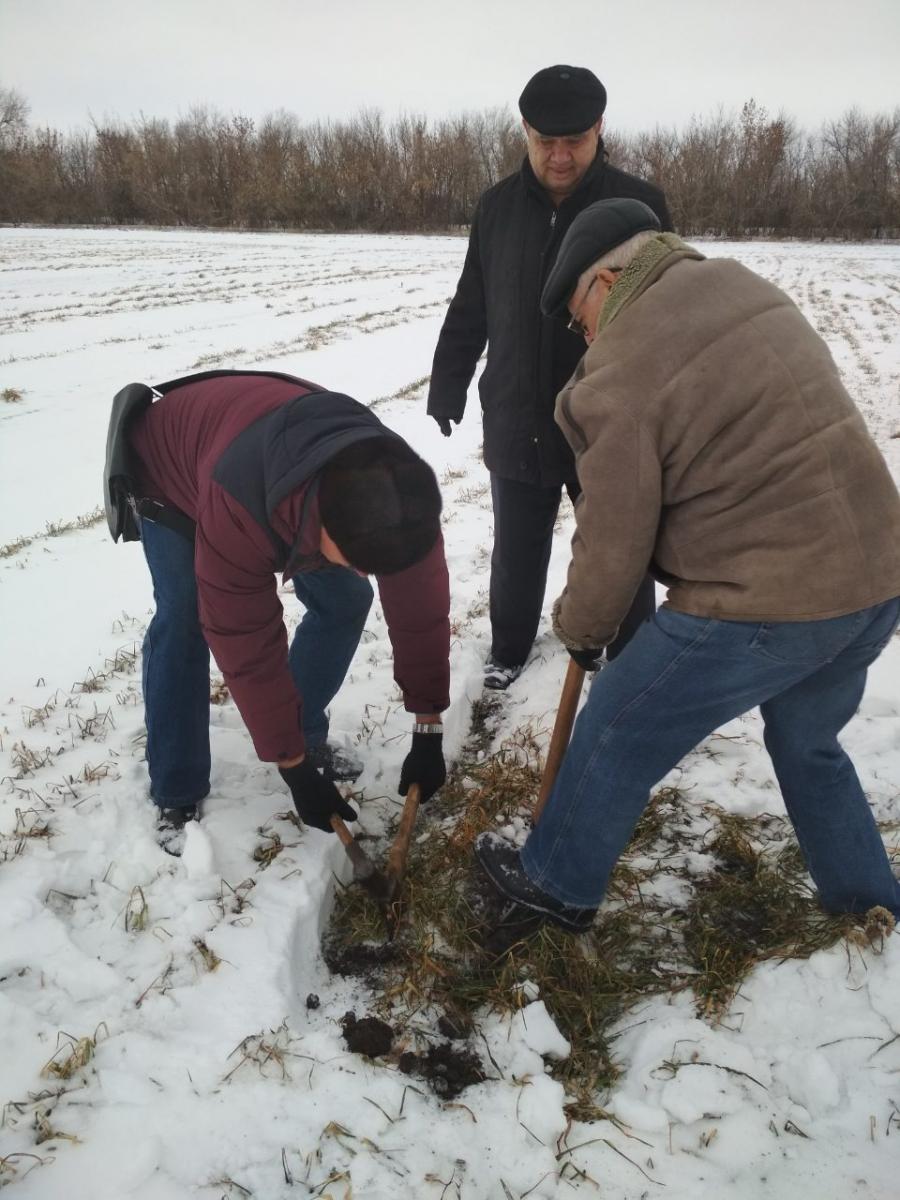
489, 473, 656, 668
522, 598, 900, 918
140, 517, 372, 808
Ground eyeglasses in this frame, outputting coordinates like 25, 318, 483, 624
566, 269, 622, 337
567, 275, 597, 336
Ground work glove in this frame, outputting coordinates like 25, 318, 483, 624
279, 759, 358, 833
433, 416, 458, 438
567, 646, 605, 673
551, 595, 604, 673
399, 731, 446, 804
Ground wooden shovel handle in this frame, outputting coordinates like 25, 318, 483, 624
385, 783, 422, 886
533, 659, 585, 824
330, 814, 356, 846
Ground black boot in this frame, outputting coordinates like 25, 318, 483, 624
473, 833, 596, 953
483, 661, 524, 691
156, 803, 199, 856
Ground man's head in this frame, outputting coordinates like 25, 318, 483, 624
317, 437, 442, 576
541, 198, 662, 342
518, 65, 607, 202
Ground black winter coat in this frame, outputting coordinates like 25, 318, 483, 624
427, 153, 672, 486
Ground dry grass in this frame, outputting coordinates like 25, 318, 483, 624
0, 1152, 51, 1189
72, 643, 140, 694
0, 838, 26, 865
252, 825, 298, 870
64, 705, 116, 744
215, 877, 256, 924
327, 719, 645, 1108
13, 809, 53, 841
223, 1020, 310, 1083
22, 694, 60, 729
193, 938, 223, 973
33, 1107, 79, 1147
124, 886, 149, 933
8, 742, 59, 778
1, 507, 106, 559
370, 375, 430, 409
326, 705, 892, 1112
41, 1026, 107, 1081
682, 812, 863, 1014
0, 534, 31, 559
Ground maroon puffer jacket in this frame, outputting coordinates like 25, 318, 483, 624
130, 372, 450, 761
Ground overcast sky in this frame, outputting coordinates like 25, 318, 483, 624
2, 0, 898, 136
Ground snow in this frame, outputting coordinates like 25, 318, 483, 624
1, 226, 899, 1198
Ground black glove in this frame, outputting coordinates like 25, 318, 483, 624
433, 416, 457, 437
279, 759, 357, 833
568, 646, 605, 673
399, 731, 446, 803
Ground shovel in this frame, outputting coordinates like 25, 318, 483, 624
533, 659, 586, 824
330, 783, 422, 930
477, 660, 587, 958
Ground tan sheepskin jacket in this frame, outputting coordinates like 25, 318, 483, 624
554, 237, 900, 650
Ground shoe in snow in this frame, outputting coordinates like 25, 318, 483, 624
468, 875, 547, 958
474, 832, 596, 940
156, 803, 199, 856
483, 661, 524, 691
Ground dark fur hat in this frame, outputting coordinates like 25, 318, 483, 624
318, 438, 442, 575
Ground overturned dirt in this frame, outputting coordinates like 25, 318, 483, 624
322, 937, 400, 977
437, 1011, 472, 1041
340, 1011, 395, 1058
398, 1041, 486, 1099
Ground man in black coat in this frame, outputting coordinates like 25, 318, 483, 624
427, 65, 672, 688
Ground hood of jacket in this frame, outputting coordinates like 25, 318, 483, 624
212, 391, 402, 565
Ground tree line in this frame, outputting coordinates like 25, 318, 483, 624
1, 87, 898, 239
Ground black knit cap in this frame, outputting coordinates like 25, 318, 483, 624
519, 65, 607, 136
541, 198, 662, 318
318, 437, 442, 575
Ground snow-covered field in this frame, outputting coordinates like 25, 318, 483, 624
1, 226, 899, 1199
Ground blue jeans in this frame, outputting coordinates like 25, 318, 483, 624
522, 598, 900, 918
140, 518, 372, 808
289, 564, 373, 748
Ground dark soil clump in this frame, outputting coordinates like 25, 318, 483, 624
323, 938, 399, 977
398, 1041, 485, 1099
437, 1012, 471, 1041
341, 1011, 394, 1058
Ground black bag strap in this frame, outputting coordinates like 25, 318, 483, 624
133, 498, 197, 543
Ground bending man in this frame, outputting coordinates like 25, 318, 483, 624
475, 201, 900, 943
104, 370, 449, 850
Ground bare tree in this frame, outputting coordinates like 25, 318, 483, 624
1, 89, 896, 238
0, 86, 29, 148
